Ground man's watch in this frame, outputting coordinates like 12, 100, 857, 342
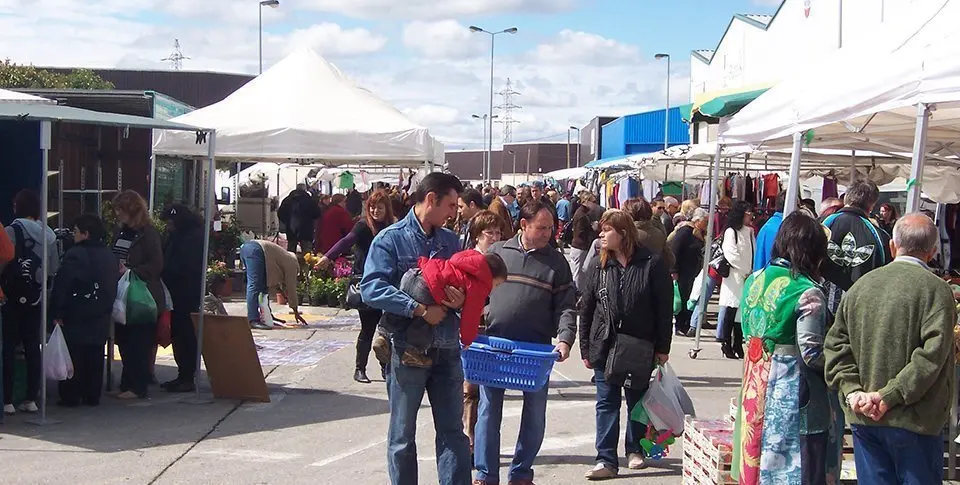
413, 304, 426, 318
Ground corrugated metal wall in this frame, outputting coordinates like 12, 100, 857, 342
601, 107, 690, 159
601, 118, 627, 159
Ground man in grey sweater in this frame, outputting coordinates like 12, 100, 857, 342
473, 200, 577, 485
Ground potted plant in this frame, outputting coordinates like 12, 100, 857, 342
296, 279, 309, 306
206, 261, 233, 295
333, 277, 348, 308
210, 217, 243, 269
308, 277, 325, 307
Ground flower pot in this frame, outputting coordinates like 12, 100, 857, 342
222, 278, 233, 297
309, 295, 323, 307
298, 293, 306, 306
327, 295, 340, 307
276, 292, 287, 305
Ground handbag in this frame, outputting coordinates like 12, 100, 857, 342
344, 275, 366, 310
599, 268, 656, 390
708, 230, 738, 278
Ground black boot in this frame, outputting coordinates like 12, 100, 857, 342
354, 368, 371, 384
721, 342, 738, 359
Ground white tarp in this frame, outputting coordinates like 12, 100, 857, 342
154, 47, 441, 165
0, 88, 54, 104
544, 167, 588, 180
721, 0, 960, 153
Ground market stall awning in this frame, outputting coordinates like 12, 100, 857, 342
584, 154, 637, 169
681, 84, 771, 123
0, 101, 201, 131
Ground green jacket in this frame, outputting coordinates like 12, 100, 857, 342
825, 258, 956, 436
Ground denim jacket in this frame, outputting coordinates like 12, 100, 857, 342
361, 208, 461, 349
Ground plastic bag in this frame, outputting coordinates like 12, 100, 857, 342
44, 324, 74, 381
112, 270, 131, 324
163, 282, 174, 311
672, 281, 682, 316
126, 272, 158, 326
640, 363, 690, 434
258, 292, 273, 324
156, 311, 172, 348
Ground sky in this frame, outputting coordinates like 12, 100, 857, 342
0, 0, 781, 149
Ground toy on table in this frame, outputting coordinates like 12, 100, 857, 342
639, 426, 676, 460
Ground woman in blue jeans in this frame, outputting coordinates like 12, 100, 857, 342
577, 210, 673, 480
239, 240, 305, 329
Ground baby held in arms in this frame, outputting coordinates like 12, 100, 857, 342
399, 251, 508, 368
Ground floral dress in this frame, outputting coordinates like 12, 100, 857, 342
732, 259, 843, 485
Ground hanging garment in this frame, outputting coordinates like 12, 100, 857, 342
763, 174, 780, 199
662, 181, 683, 197
822, 177, 839, 201
642, 179, 659, 201
744, 175, 755, 205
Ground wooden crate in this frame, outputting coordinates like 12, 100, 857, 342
683, 417, 735, 485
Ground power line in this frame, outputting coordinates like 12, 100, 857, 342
494, 77, 521, 143
161, 39, 190, 70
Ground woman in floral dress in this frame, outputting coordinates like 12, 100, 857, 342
732, 212, 843, 485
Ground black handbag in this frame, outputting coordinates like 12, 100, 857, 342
598, 268, 656, 390
708, 230, 738, 278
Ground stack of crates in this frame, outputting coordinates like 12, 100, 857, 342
682, 417, 735, 485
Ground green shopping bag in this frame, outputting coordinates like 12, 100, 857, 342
672, 281, 681, 315
126, 272, 158, 325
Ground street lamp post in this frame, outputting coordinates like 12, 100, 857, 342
655, 53, 671, 151
472, 113, 498, 183
569, 126, 581, 167
259, 0, 280, 74
470, 25, 518, 185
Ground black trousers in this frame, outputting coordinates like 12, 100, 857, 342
720, 306, 743, 349
674, 278, 695, 333
170, 310, 198, 382
356, 308, 382, 370
58, 342, 105, 406
2, 304, 41, 405
285, 235, 311, 253
115, 322, 156, 397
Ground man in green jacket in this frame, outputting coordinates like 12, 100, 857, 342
825, 213, 956, 484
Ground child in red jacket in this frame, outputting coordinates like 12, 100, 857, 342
398, 251, 508, 368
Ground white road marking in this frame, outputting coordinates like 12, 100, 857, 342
310, 400, 595, 467
419, 433, 595, 461
193, 449, 302, 462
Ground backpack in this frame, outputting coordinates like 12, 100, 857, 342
1, 223, 43, 306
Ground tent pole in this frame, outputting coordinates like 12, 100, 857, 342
148, 154, 157, 213
28, 120, 58, 426
906, 103, 932, 212
690, 140, 723, 360
183, 130, 217, 405
784, 132, 803, 216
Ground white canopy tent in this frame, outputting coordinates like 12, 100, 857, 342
721, 0, 960, 212
153, 47, 442, 166
0, 89, 54, 104
0, 102, 216, 420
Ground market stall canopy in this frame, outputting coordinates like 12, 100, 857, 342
0, 89, 54, 104
679, 84, 771, 124
544, 167, 588, 180
584, 154, 638, 169
153, 47, 442, 165
720, 0, 960, 161
0, 102, 200, 131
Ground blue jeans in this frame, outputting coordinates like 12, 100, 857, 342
239, 242, 267, 323
851, 425, 943, 485
593, 369, 646, 469
690, 276, 727, 339
474, 381, 550, 483
386, 343, 471, 485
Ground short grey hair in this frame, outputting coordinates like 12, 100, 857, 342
893, 213, 938, 256
663, 196, 679, 207
690, 208, 709, 222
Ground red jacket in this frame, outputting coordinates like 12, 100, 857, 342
418, 251, 493, 346
315, 204, 355, 254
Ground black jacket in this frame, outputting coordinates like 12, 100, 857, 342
669, 225, 704, 284
278, 190, 320, 241
821, 206, 891, 292
51, 240, 120, 346
161, 226, 206, 313
578, 246, 673, 368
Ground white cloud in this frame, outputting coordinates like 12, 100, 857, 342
293, 0, 574, 20
530, 30, 640, 66
402, 20, 484, 59
284, 23, 387, 57
402, 104, 462, 126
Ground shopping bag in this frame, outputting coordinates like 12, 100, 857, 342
661, 362, 696, 417
156, 310, 172, 348
162, 282, 174, 311
672, 281, 682, 316
640, 364, 688, 435
112, 270, 131, 324
126, 272, 158, 326
258, 292, 273, 324
44, 324, 74, 381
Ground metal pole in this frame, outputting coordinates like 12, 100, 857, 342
259, 6, 263, 74
482, 116, 488, 181
784, 132, 803, 216
906, 103, 932, 212
690, 140, 723, 359
512, 152, 517, 174
566, 129, 571, 169
148, 154, 157, 213
576, 130, 581, 167
665, 56, 671, 151
183, 130, 216, 405
487, 34, 495, 185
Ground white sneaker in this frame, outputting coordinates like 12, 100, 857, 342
3, 404, 14, 415
627, 453, 647, 470
18, 401, 38, 413
585, 463, 618, 480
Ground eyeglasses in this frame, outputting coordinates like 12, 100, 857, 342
482, 230, 501, 238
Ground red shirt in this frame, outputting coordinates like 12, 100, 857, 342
315, 204, 355, 254
418, 251, 493, 346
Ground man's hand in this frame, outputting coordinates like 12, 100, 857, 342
441, 286, 466, 310
861, 392, 889, 421
423, 305, 448, 325
554, 342, 571, 362
656, 353, 669, 365
582, 359, 592, 369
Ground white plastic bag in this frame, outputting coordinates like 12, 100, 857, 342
44, 324, 74, 381
641, 363, 689, 434
162, 282, 174, 311
662, 362, 696, 417
112, 270, 131, 324
258, 292, 273, 323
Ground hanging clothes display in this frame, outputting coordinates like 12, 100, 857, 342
338, 171, 355, 189
821, 176, 839, 201
642, 179, 659, 201
662, 181, 683, 197
744, 175, 756, 205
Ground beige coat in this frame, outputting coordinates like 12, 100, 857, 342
255, 240, 300, 311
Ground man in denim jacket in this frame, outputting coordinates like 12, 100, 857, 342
361, 173, 471, 485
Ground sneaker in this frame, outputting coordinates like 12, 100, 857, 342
164, 380, 196, 393
585, 463, 618, 480
250, 321, 272, 330
3, 404, 14, 415
627, 453, 647, 470
18, 401, 38, 413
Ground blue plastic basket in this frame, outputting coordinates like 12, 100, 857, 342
462, 335, 559, 392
